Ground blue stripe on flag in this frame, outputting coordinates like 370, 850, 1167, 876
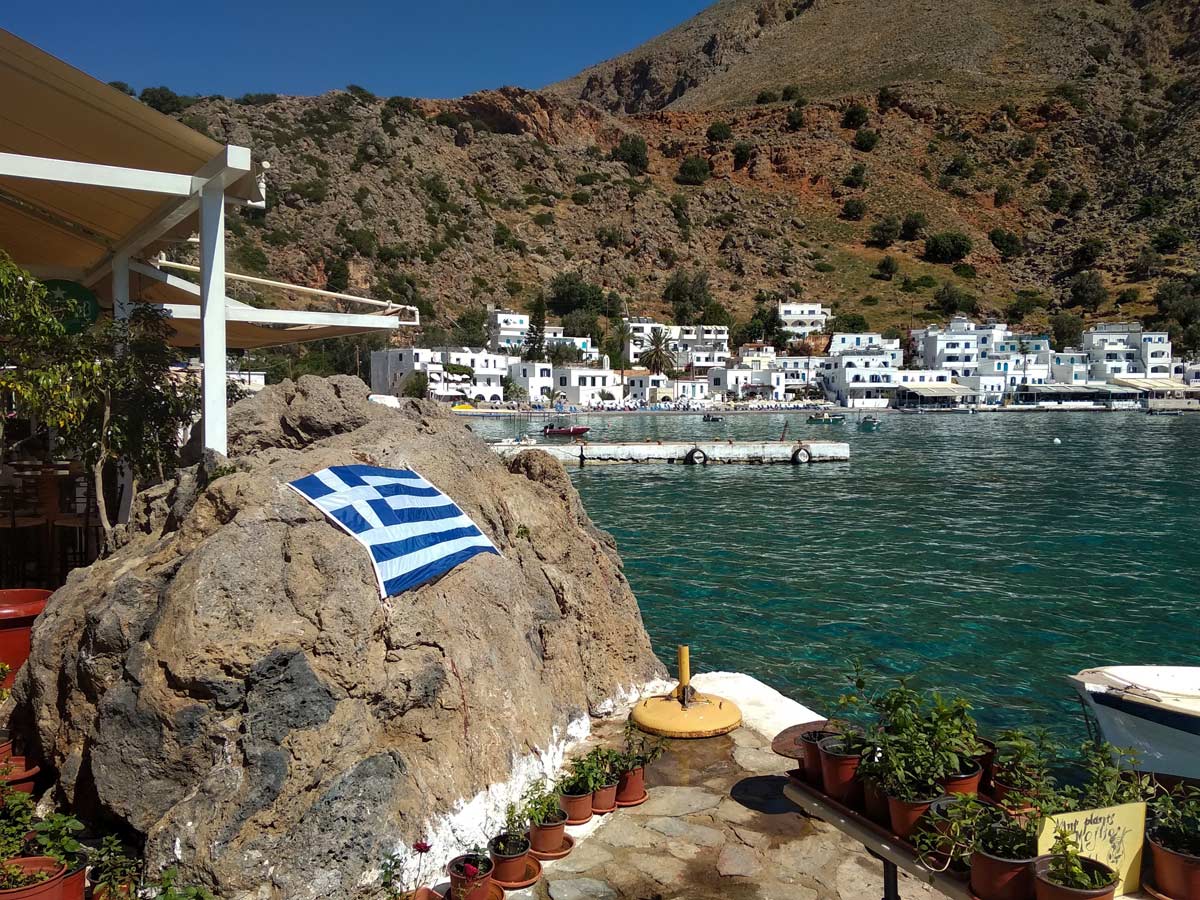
291, 474, 335, 499
369, 525, 484, 563
330, 503, 375, 535
382, 544, 499, 596
373, 483, 443, 498
288, 465, 498, 598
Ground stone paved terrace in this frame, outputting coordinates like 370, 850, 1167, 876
506, 718, 950, 900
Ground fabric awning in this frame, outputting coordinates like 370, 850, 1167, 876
896, 383, 977, 397
0, 30, 260, 276
1113, 377, 1194, 393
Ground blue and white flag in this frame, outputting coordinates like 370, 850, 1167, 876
287, 464, 499, 598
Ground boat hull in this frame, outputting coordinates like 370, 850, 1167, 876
1072, 675, 1200, 780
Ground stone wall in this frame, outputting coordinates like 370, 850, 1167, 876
13, 376, 665, 899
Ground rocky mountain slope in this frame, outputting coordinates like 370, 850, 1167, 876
171, 0, 1198, 360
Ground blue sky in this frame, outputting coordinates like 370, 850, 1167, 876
4, 1, 710, 99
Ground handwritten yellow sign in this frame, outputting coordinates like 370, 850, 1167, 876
1037, 802, 1146, 897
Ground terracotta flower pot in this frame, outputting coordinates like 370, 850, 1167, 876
446, 854, 494, 900
863, 779, 890, 825
487, 834, 530, 885
529, 811, 567, 855
616, 766, 645, 804
558, 791, 592, 825
1033, 856, 1117, 900
799, 729, 838, 789
817, 736, 862, 806
0, 591, 51, 690
1149, 832, 1200, 900
59, 853, 88, 900
971, 848, 1036, 900
940, 761, 983, 796
0, 855, 66, 900
591, 782, 618, 813
0, 757, 39, 794
887, 793, 938, 840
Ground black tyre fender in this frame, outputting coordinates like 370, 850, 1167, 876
792, 446, 812, 464
684, 447, 708, 466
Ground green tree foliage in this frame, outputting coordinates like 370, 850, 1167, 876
325, 257, 350, 292
452, 307, 488, 346
1151, 226, 1186, 254
989, 228, 1025, 260
611, 135, 649, 174
639, 329, 676, 375
733, 300, 788, 351
562, 309, 600, 344
1050, 312, 1084, 350
401, 372, 429, 399
1071, 239, 1104, 271
924, 231, 973, 263
756, 90, 780, 104
842, 199, 867, 220
676, 156, 711, 185
702, 301, 734, 328
934, 282, 978, 316
1007, 290, 1048, 323
1154, 277, 1200, 359
1069, 271, 1108, 312
706, 121, 733, 142
901, 211, 928, 241
842, 103, 869, 129
830, 313, 870, 333
944, 154, 975, 178
877, 86, 902, 111
732, 142, 754, 169
843, 163, 868, 189
139, 86, 194, 114
877, 256, 900, 280
108, 81, 135, 96
870, 215, 901, 248
781, 85, 802, 102
853, 129, 880, 152
994, 182, 1015, 206
546, 272, 603, 317
523, 293, 546, 361
786, 106, 806, 131
663, 270, 714, 325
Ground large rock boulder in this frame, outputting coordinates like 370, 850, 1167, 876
13, 376, 664, 898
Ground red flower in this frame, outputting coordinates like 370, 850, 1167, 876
463, 863, 479, 879
412, 840, 432, 854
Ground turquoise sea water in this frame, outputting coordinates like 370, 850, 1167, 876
473, 412, 1198, 742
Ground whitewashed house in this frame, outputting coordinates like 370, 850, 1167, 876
670, 378, 710, 402
552, 365, 616, 406
774, 355, 823, 394
738, 342, 778, 370
820, 350, 898, 408
625, 371, 670, 403
957, 373, 1008, 406
1083, 324, 1172, 379
1048, 350, 1091, 385
778, 301, 831, 338
911, 317, 980, 378
507, 360, 555, 401
487, 308, 530, 353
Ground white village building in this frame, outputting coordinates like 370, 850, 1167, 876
778, 301, 831, 338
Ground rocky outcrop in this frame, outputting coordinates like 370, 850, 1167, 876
14, 376, 664, 899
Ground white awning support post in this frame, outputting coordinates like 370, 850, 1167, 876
198, 180, 227, 456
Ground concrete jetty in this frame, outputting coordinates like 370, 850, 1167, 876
490, 440, 850, 465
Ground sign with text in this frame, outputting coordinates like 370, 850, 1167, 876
1037, 802, 1146, 897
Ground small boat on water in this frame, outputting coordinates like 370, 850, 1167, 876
1147, 409, 1183, 417
807, 412, 846, 425
1069, 666, 1200, 780
542, 423, 590, 437
859, 415, 882, 432
702, 414, 724, 423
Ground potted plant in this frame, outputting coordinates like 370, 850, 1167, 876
0, 760, 38, 796
488, 803, 531, 884
615, 725, 664, 805
0, 857, 63, 900
1033, 829, 1118, 900
1062, 742, 1152, 810
1147, 785, 1200, 900
928, 694, 986, 795
0, 592, 52, 691
521, 779, 568, 856
445, 848, 494, 900
913, 794, 987, 874
881, 729, 947, 840
91, 836, 140, 899
798, 727, 839, 789
588, 749, 621, 814
30, 814, 86, 900
557, 756, 598, 825
816, 734, 864, 807
380, 839, 439, 900
0, 791, 33, 864
856, 729, 893, 825
992, 729, 1059, 809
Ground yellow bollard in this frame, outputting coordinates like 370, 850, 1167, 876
631, 644, 741, 738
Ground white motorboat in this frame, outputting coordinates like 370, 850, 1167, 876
1069, 666, 1200, 780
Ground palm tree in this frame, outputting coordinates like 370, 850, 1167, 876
640, 328, 675, 375
611, 319, 633, 396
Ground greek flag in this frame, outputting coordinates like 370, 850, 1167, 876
288, 464, 499, 598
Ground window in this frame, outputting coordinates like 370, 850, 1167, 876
559, 376, 567, 387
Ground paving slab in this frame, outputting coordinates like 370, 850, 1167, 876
546, 877, 619, 900
717, 843, 762, 878
645, 816, 726, 847
625, 785, 721, 817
